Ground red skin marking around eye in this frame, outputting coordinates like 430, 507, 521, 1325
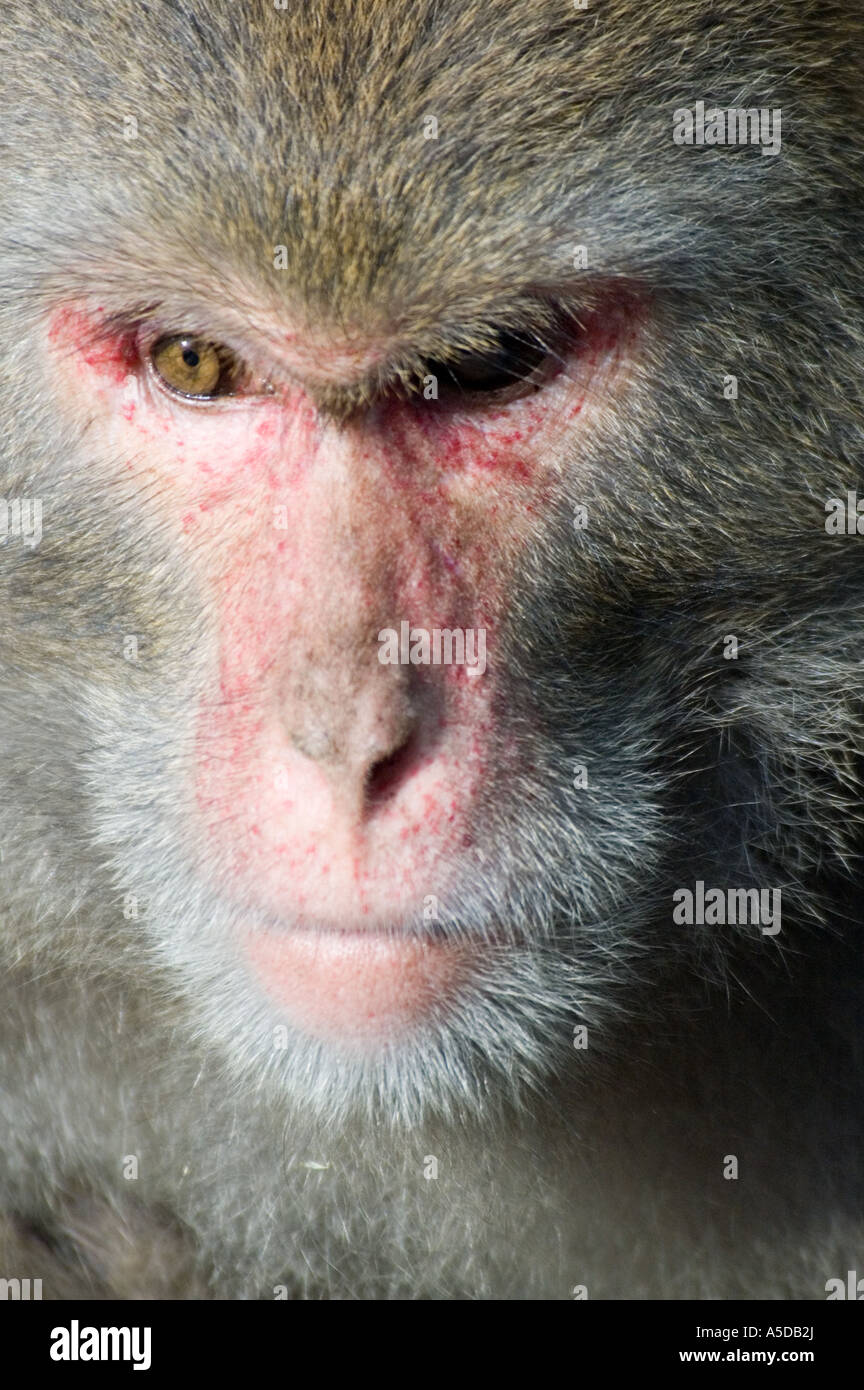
50, 305, 138, 386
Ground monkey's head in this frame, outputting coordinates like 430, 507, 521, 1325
1, 0, 860, 1124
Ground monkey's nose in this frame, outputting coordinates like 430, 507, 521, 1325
281, 665, 421, 817
364, 727, 421, 807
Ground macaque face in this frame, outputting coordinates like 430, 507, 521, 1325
44, 290, 644, 1086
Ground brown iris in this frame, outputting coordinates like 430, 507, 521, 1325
151, 335, 230, 398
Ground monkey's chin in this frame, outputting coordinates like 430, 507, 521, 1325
242, 924, 471, 1045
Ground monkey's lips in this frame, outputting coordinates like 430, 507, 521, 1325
243, 923, 470, 1043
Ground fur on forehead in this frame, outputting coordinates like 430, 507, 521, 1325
9, 0, 860, 347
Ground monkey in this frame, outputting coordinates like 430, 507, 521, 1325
0, 0, 862, 1301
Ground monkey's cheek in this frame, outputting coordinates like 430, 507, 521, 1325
242, 926, 470, 1044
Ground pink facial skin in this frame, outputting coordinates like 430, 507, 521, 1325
48, 300, 627, 1043
245, 927, 472, 1045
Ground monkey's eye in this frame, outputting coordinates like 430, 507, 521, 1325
150, 335, 237, 399
425, 329, 553, 401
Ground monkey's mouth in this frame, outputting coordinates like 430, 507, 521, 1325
242, 921, 472, 1045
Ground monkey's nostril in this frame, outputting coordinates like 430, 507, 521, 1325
365, 733, 419, 808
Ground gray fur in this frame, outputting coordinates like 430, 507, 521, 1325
0, 0, 862, 1297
